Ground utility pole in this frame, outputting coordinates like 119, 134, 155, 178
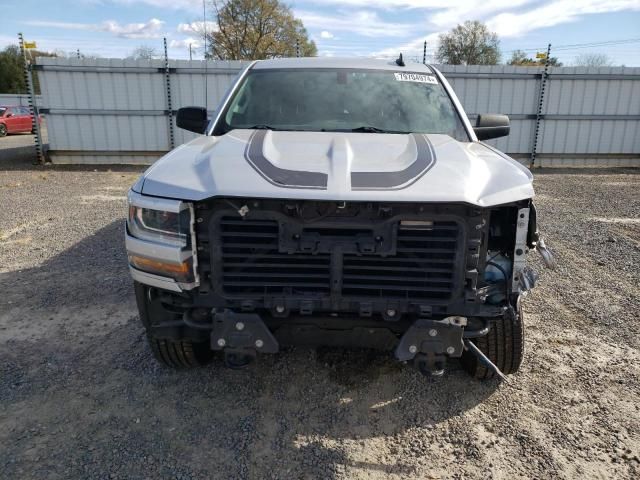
163, 37, 175, 150
530, 43, 552, 168
18, 33, 45, 164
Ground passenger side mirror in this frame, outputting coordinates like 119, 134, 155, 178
176, 107, 208, 134
473, 114, 510, 141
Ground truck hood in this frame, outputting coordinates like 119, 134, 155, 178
140, 130, 533, 207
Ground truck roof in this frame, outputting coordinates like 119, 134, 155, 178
252, 57, 436, 73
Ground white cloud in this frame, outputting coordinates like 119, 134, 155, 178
320, 31, 335, 39
25, 18, 166, 39
364, 0, 640, 61
112, 0, 202, 10
177, 21, 218, 35
169, 37, 200, 49
371, 32, 441, 59
428, 0, 535, 29
487, 0, 640, 37
297, 10, 417, 37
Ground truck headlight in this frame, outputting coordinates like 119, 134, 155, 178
126, 191, 199, 286
128, 205, 191, 247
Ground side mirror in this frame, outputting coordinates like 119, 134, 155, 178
473, 114, 510, 141
176, 107, 208, 134
6, 112, 13, 118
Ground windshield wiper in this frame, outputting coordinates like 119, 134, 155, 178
351, 126, 410, 134
248, 124, 281, 130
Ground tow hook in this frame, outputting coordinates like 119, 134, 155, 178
395, 316, 467, 377
536, 238, 557, 270
210, 311, 279, 368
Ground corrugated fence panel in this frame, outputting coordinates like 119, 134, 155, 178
538, 66, 640, 165
169, 59, 249, 146
34, 58, 640, 167
438, 65, 542, 154
0, 94, 41, 106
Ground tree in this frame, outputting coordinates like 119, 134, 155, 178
0, 46, 24, 93
0, 45, 57, 94
507, 49, 562, 67
128, 45, 159, 60
574, 53, 613, 67
204, 0, 317, 60
436, 21, 500, 65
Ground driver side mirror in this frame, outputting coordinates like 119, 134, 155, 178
176, 107, 208, 134
473, 114, 510, 140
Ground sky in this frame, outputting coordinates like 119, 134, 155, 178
0, 0, 639, 65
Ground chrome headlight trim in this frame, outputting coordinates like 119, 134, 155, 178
127, 191, 191, 247
126, 190, 199, 290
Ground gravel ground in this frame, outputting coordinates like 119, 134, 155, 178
1, 136, 639, 479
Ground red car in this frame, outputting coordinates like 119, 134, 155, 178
0, 105, 40, 137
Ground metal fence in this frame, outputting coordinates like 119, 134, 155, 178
35, 57, 249, 164
438, 65, 640, 167
0, 93, 41, 107
33, 58, 640, 167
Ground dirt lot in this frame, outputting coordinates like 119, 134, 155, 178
1, 135, 639, 479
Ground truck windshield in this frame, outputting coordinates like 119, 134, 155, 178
218, 68, 469, 140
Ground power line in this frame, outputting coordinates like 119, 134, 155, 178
503, 37, 640, 54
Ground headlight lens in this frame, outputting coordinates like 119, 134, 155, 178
128, 255, 195, 283
127, 205, 191, 247
126, 191, 199, 286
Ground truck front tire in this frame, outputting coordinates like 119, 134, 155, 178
460, 302, 525, 380
147, 336, 213, 368
134, 282, 213, 368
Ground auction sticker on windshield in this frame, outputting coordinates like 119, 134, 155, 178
394, 72, 438, 84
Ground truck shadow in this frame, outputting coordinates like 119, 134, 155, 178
1, 219, 500, 479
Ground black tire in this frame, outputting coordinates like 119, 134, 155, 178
0, 124, 7, 137
461, 301, 525, 380
134, 282, 213, 368
147, 336, 213, 369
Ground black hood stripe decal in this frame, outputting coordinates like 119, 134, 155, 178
351, 134, 436, 190
244, 130, 436, 191
245, 130, 328, 189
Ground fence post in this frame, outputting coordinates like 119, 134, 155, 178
530, 43, 551, 168
163, 37, 175, 150
423, 41, 427, 65
296, 38, 300, 58
18, 33, 45, 164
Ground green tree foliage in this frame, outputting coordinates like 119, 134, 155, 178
205, 0, 317, 60
436, 21, 500, 65
0, 46, 26, 93
507, 49, 562, 67
0, 45, 57, 94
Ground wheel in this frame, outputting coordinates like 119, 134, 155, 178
0, 124, 7, 137
134, 281, 214, 368
147, 336, 213, 369
461, 301, 525, 379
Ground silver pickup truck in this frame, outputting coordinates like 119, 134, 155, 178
125, 57, 554, 380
